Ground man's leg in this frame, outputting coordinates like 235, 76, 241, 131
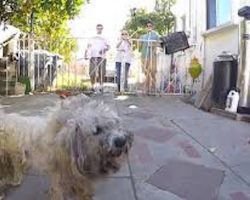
97, 58, 106, 86
149, 55, 157, 92
141, 58, 150, 92
141, 58, 146, 75
145, 59, 150, 92
89, 58, 97, 90
102, 58, 106, 84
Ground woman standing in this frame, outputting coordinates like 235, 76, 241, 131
115, 30, 132, 92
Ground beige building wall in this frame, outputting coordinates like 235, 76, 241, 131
203, 25, 239, 84
172, 0, 250, 90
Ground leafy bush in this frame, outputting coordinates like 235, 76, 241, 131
18, 76, 31, 94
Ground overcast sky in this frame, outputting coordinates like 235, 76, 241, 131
69, 0, 155, 39
69, 0, 155, 58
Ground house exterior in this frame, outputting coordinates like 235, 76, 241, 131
0, 24, 65, 95
172, 0, 250, 90
0, 24, 20, 58
0, 24, 21, 95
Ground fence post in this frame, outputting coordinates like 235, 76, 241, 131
28, 34, 35, 91
6, 59, 9, 96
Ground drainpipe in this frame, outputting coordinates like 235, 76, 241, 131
201, 38, 206, 89
237, 6, 250, 114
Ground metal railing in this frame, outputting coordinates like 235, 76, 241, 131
1, 36, 193, 96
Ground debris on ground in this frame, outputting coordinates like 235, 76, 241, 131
208, 147, 217, 153
128, 105, 137, 109
114, 95, 129, 101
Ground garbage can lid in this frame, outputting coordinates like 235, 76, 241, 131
215, 51, 236, 62
238, 6, 250, 20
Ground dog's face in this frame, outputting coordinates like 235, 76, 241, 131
100, 128, 133, 157
55, 94, 133, 175
70, 122, 133, 174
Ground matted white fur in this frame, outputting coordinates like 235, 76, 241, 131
0, 94, 133, 199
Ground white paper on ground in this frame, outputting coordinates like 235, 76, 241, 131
208, 147, 217, 153
114, 95, 129, 101
128, 105, 137, 109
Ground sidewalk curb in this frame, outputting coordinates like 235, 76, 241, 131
211, 108, 250, 123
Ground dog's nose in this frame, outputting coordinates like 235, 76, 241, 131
114, 137, 126, 148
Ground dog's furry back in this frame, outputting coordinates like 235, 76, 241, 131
0, 94, 133, 199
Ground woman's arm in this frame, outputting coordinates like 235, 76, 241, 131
127, 39, 132, 47
116, 40, 123, 49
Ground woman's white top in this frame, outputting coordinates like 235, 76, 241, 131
115, 40, 132, 64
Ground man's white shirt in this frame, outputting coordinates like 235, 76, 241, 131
87, 34, 109, 58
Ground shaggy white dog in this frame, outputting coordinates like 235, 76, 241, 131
0, 94, 133, 199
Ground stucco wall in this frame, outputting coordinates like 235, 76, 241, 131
172, 0, 250, 90
203, 25, 239, 85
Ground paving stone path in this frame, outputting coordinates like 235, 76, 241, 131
1, 94, 250, 200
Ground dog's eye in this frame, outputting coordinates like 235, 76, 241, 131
93, 126, 103, 135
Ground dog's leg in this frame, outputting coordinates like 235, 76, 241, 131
106, 157, 120, 173
0, 192, 4, 200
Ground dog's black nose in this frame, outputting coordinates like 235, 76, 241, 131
114, 137, 126, 148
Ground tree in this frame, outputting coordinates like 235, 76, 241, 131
154, 0, 176, 34
124, 0, 176, 37
0, 0, 22, 24
7, 0, 85, 63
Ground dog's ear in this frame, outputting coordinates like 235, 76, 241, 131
71, 124, 87, 174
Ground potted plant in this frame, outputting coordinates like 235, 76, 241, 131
188, 57, 202, 93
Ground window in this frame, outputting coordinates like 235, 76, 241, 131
207, 0, 231, 29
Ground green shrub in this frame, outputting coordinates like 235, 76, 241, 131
18, 76, 31, 94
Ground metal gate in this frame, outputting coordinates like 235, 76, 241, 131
12, 36, 192, 95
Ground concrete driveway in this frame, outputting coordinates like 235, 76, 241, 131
1, 93, 250, 200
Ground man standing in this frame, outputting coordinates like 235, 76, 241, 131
85, 24, 110, 91
140, 21, 160, 93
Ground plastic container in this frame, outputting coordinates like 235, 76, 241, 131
212, 52, 238, 109
225, 89, 240, 113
